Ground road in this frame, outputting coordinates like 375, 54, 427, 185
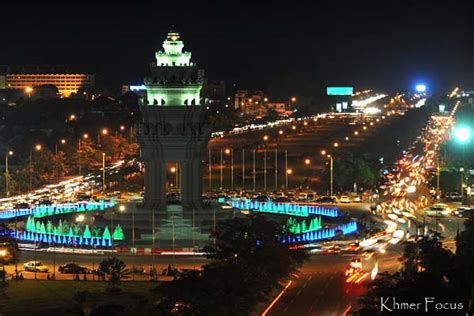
266, 249, 402, 316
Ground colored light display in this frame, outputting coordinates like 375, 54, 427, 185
14, 230, 113, 248
230, 200, 339, 217
287, 217, 322, 234
0, 199, 116, 219
282, 221, 357, 244
24, 216, 124, 241
327, 87, 354, 96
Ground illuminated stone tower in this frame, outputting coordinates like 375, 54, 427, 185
137, 30, 210, 210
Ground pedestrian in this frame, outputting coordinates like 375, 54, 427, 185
75, 273, 80, 281
167, 264, 172, 275
83, 274, 87, 281
47, 273, 51, 280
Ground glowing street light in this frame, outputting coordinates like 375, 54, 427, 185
224, 148, 231, 155
321, 149, 326, 156
304, 159, 311, 165
170, 166, 176, 173
286, 168, 293, 175
101, 128, 108, 135
83, 133, 89, 139
263, 135, 269, 142
278, 130, 284, 135
354, 131, 359, 136
35, 144, 42, 151
363, 126, 367, 130
333, 142, 339, 148
455, 126, 471, 143
5, 150, 13, 197
291, 125, 297, 130
120, 125, 125, 131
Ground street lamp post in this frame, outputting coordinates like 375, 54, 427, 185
29, 144, 42, 192
242, 149, 245, 190
274, 149, 278, 191
220, 149, 223, 190
55, 139, 66, 183
208, 148, 212, 190
102, 153, 106, 194
285, 150, 288, 189
460, 168, 465, 200
5, 150, 13, 197
321, 150, 334, 196
253, 149, 256, 191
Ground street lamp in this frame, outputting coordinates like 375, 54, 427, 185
333, 142, 339, 148
321, 152, 334, 196
304, 158, 311, 165
102, 153, 106, 193
460, 168, 465, 199
5, 150, 13, 197
455, 126, 471, 143
25, 86, 33, 98
354, 131, 359, 136
29, 144, 42, 192
263, 135, 269, 142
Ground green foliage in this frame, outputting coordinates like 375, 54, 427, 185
153, 214, 308, 315
98, 257, 130, 289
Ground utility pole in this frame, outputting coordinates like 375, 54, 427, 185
253, 149, 256, 192
285, 150, 288, 189
242, 149, 245, 190
208, 148, 212, 190
274, 149, 278, 191
102, 153, 106, 193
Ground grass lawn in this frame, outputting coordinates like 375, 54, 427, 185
0, 280, 159, 315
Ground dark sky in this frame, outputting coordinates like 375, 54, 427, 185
1, 1, 473, 96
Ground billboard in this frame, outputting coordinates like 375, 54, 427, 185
327, 87, 354, 96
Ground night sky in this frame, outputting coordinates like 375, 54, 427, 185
1, 1, 473, 96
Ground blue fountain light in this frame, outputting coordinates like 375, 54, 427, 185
229, 200, 339, 217
282, 221, 358, 244
0, 199, 116, 220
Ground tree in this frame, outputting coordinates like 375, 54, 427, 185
0, 237, 20, 285
98, 257, 130, 290
153, 214, 308, 315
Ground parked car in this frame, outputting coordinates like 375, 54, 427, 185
24, 261, 49, 272
316, 196, 336, 204
58, 263, 90, 274
340, 196, 351, 203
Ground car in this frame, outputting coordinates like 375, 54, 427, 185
23, 261, 49, 272
351, 195, 361, 202
451, 206, 473, 218
58, 263, 90, 274
447, 192, 462, 201
14, 202, 30, 209
274, 197, 291, 203
252, 195, 270, 203
424, 204, 450, 217
316, 196, 336, 204
340, 196, 351, 203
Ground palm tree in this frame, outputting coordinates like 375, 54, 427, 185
98, 257, 130, 290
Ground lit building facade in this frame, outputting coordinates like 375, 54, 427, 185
1, 73, 94, 97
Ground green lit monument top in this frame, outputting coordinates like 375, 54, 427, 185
156, 31, 192, 66
144, 30, 203, 106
